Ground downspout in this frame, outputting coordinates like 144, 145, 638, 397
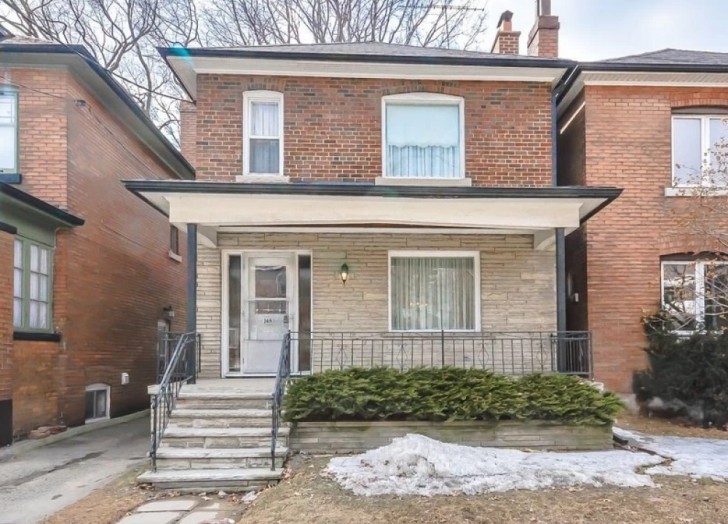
187, 223, 197, 383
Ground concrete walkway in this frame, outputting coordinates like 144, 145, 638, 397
0, 415, 149, 524
117, 496, 247, 524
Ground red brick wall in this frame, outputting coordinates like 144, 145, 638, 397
572, 85, 728, 392
193, 75, 554, 187
180, 101, 197, 167
1, 67, 187, 434
0, 232, 13, 403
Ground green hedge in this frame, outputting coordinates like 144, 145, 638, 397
283, 368, 623, 425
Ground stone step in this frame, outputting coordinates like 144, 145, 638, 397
155, 447, 287, 470
137, 467, 284, 492
170, 408, 272, 428
176, 394, 273, 410
160, 427, 289, 449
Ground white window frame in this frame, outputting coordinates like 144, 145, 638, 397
242, 90, 284, 177
381, 93, 465, 180
85, 383, 110, 423
671, 114, 728, 187
660, 259, 728, 334
387, 250, 481, 333
0, 89, 18, 174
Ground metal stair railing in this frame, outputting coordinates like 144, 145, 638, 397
270, 331, 292, 470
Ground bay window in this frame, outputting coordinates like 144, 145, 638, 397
383, 93, 464, 179
672, 115, 728, 186
243, 91, 284, 176
389, 251, 478, 331
13, 238, 53, 332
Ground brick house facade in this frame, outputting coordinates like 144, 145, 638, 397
0, 37, 193, 443
557, 51, 728, 393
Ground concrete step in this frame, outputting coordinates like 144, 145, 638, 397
170, 408, 272, 428
176, 392, 273, 410
160, 427, 289, 449
137, 467, 284, 492
155, 447, 287, 470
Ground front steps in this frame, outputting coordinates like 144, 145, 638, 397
138, 382, 287, 491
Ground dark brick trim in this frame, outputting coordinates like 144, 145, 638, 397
13, 331, 61, 342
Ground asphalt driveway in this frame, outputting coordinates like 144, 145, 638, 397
0, 415, 149, 524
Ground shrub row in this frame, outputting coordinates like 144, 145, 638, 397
283, 367, 622, 425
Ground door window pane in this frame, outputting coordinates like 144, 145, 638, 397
386, 103, 461, 178
255, 265, 286, 299
297, 255, 312, 372
390, 256, 475, 331
228, 256, 242, 373
673, 118, 702, 186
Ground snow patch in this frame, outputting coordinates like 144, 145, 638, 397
325, 434, 663, 497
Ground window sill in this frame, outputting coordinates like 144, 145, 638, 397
168, 250, 182, 263
236, 175, 289, 184
375, 177, 472, 187
13, 331, 61, 342
85, 416, 110, 424
0, 173, 21, 184
665, 187, 728, 197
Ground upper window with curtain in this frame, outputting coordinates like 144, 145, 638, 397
0, 90, 18, 173
672, 114, 728, 187
383, 93, 464, 179
243, 91, 283, 176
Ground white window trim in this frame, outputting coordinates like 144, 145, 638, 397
387, 250, 481, 333
381, 93, 466, 181
0, 90, 18, 174
242, 90, 284, 177
671, 114, 728, 188
660, 259, 728, 334
85, 383, 110, 423
13, 237, 53, 333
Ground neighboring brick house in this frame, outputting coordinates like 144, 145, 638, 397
557, 49, 728, 394
0, 35, 194, 444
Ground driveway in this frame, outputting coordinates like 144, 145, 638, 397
0, 416, 149, 524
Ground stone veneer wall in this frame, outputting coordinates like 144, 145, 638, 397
197, 233, 556, 378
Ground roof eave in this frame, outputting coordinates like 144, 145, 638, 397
0, 182, 84, 227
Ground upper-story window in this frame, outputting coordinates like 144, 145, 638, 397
383, 93, 464, 179
0, 90, 18, 173
243, 91, 284, 176
672, 114, 728, 187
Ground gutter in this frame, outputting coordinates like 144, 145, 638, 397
0, 182, 84, 226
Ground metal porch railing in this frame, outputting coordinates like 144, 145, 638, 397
271, 332, 292, 470
150, 331, 198, 471
289, 331, 593, 377
157, 332, 201, 383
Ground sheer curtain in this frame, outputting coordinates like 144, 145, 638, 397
391, 256, 475, 331
386, 104, 460, 178
249, 101, 280, 173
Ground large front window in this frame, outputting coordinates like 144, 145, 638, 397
389, 252, 477, 331
243, 91, 283, 176
661, 259, 728, 331
672, 115, 728, 186
384, 94, 463, 179
13, 238, 52, 331
0, 91, 18, 173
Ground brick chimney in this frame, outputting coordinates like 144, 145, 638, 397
528, 0, 559, 57
490, 10, 520, 55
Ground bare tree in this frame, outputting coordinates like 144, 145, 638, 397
201, 0, 487, 49
0, 0, 200, 145
660, 118, 728, 331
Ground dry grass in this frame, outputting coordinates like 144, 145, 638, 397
242, 455, 728, 524
617, 411, 728, 440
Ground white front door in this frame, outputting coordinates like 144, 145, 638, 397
241, 255, 294, 374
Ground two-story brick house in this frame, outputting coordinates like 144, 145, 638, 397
557, 49, 728, 396
126, 6, 621, 490
0, 34, 194, 445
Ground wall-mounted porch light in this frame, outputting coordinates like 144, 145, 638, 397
339, 263, 349, 286
163, 305, 175, 320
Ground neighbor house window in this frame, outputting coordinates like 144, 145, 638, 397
85, 384, 110, 422
389, 251, 478, 331
169, 225, 180, 257
661, 258, 728, 332
672, 115, 728, 186
383, 93, 464, 179
0, 91, 18, 173
13, 238, 52, 331
243, 91, 283, 176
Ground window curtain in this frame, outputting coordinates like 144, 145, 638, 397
0, 93, 17, 171
249, 101, 280, 173
391, 257, 475, 330
386, 104, 460, 178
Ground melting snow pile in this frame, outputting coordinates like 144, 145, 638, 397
326, 434, 663, 497
614, 427, 728, 481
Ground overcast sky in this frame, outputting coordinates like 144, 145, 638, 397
483, 0, 727, 60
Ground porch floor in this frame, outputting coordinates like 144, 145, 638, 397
187, 378, 275, 395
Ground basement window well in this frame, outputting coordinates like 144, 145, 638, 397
85, 384, 110, 423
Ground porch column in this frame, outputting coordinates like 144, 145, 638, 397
555, 227, 566, 332
187, 223, 197, 383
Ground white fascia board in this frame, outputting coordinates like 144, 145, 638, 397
169, 56, 566, 98
161, 193, 591, 230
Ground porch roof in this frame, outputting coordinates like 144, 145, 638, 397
123, 180, 621, 246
